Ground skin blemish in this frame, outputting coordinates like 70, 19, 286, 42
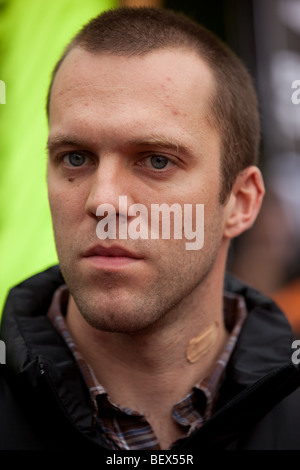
172, 110, 179, 116
68, 177, 74, 182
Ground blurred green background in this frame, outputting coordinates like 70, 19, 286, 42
0, 0, 116, 316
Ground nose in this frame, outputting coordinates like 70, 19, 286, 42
85, 155, 134, 219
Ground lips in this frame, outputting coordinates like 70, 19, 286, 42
83, 244, 142, 259
82, 244, 143, 270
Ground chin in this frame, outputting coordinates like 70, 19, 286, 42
75, 297, 156, 334
83, 313, 156, 335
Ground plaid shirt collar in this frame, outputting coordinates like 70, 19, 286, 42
48, 284, 247, 450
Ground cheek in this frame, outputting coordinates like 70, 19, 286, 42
47, 177, 87, 230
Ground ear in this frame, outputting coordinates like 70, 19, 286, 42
223, 166, 265, 239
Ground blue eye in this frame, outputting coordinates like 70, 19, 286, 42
63, 153, 86, 167
150, 155, 169, 169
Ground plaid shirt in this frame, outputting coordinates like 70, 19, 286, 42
48, 285, 247, 450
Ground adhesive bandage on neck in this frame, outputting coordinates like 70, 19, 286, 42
186, 322, 218, 363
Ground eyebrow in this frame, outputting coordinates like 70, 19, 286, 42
46, 133, 194, 159
127, 136, 189, 155
47, 135, 89, 152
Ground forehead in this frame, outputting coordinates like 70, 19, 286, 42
48, 47, 219, 155
50, 47, 215, 115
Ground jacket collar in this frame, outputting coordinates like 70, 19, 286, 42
224, 274, 296, 386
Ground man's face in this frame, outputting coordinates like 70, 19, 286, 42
47, 47, 229, 333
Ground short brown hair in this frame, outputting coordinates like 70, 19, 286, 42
47, 7, 260, 203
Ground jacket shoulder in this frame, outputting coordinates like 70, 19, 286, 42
238, 385, 300, 449
0, 365, 46, 449
2, 265, 64, 320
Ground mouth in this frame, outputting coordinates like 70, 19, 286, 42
82, 244, 143, 269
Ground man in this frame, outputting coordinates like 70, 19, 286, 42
1, 7, 300, 453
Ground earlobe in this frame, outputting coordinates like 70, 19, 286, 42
223, 166, 265, 239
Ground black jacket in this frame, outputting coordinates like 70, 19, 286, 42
1, 265, 300, 455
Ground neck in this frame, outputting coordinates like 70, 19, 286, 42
65, 261, 229, 450
65, 269, 228, 410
